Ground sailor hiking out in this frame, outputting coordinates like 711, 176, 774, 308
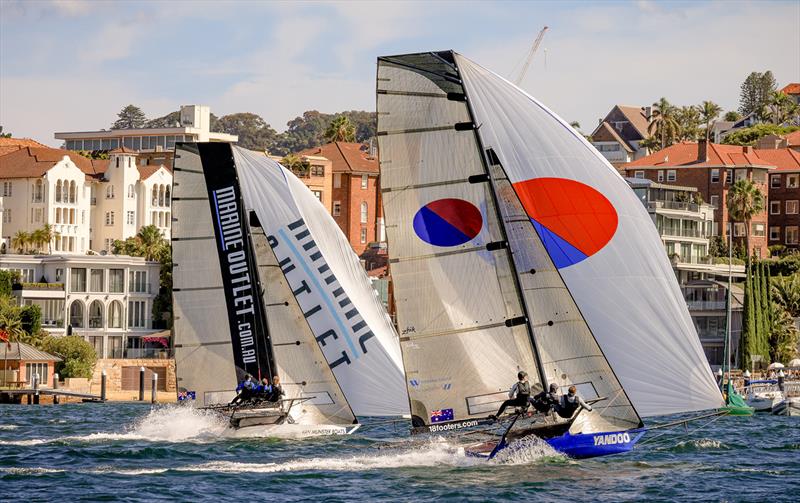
556, 385, 593, 418
230, 374, 257, 405
531, 383, 561, 414
490, 371, 532, 420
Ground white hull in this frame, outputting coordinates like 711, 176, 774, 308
747, 395, 784, 412
771, 397, 800, 416
230, 423, 361, 439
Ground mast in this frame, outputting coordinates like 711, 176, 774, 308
723, 222, 733, 398
451, 52, 549, 390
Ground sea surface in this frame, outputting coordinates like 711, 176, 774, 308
0, 403, 797, 502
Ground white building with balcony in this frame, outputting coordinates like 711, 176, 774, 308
1, 254, 161, 359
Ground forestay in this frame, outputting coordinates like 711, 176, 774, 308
232, 147, 408, 417
455, 53, 724, 417
376, 53, 542, 429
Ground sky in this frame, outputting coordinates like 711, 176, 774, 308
1, 0, 798, 147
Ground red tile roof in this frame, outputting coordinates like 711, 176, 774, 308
109, 146, 138, 155
0, 137, 49, 157
780, 83, 800, 95
754, 148, 800, 172
137, 164, 168, 181
0, 147, 106, 179
298, 142, 378, 174
786, 130, 800, 146
625, 142, 771, 168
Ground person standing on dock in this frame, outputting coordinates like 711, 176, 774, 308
490, 371, 531, 420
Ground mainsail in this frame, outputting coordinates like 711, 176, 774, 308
376, 51, 723, 434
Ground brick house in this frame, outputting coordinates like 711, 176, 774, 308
623, 141, 771, 257
298, 142, 382, 255
755, 148, 800, 249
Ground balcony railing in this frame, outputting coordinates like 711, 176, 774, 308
123, 348, 172, 359
648, 201, 701, 212
686, 300, 727, 311
660, 227, 706, 238
13, 283, 65, 291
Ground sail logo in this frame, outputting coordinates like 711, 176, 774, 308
269, 218, 377, 369
593, 432, 631, 446
413, 198, 483, 247
513, 178, 618, 269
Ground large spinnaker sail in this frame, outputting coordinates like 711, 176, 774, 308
172, 143, 273, 406
455, 54, 724, 417
376, 53, 542, 429
231, 146, 408, 417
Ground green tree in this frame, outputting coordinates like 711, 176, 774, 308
722, 123, 800, 146
40, 335, 97, 378
324, 116, 356, 143
770, 302, 800, 363
639, 135, 661, 153
753, 262, 764, 362
699, 101, 722, 142
676, 106, 702, 141
648, 97, 681, 150
111, 104, 148, 129
29, 228, 46, 254
724, 111, 743, 122
771, 274, 800, 316
726, 179, 765, 258
215, 112, 281, 152
0, 270, 17, 296
741, 262, 756, 369
764, 91, 800, 126
40, 223, 58, 254
281, 153, 310, 176
19, 304, 42, 339
738, 71, 777, 120
11, 231, 29, 254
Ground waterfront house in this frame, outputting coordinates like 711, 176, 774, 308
0, 341, 61, 388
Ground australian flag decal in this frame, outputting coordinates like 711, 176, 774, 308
430, 408, 454, 423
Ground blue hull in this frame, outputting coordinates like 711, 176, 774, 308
468, 429, 646, 460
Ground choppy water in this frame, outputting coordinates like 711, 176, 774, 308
0, 403, 797, 502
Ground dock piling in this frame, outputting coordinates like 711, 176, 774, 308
151, 373, 158, 403
100, 370, 107, 401
138, 366, 145, 401
33, 373, 39, 405
53, 373, 60, 405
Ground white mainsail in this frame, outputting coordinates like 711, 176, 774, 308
232, 147, 408, 417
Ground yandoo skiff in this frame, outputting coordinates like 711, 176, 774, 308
375, 50, 725, 458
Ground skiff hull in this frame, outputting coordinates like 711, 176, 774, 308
230, 423, 361, 439
465, 429, 645, 460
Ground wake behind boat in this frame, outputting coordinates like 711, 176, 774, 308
375, 50, 725, 459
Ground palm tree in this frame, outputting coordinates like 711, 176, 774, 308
40, 223, 58, 254
281, 153, 311, 177
324, 116, 356, 143
135, 225, 167, 261
769, 302, 800, 363
699, 101, 722, 142
11, 231, 29, 254
639, 135, 661, 153
765, 91, 800, 125
647, 97, 681, 150
771, 274, 800, 317
29, 229, 45, 254
726, 179, 765, 258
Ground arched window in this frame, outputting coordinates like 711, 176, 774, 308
88, 300, 104, 328
152, 186, 159, 206
165, 212, 171, 228
62, 182, 69, 203
69, 181, 77, 203
128, 184, 135, 198
158, 185, 165, 207
165, 186, 171, 206
55, 180, 62, 203
108, 301, 123, 329
33, 180, 43, 202
157, 211, 163, 227
106, 185, 114, 199
69, 301, 84, 328
360, 201, 368, 224
70, 208, 76, 224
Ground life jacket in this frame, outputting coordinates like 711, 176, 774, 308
560, 394, 580, 415
517, 381, 531, 397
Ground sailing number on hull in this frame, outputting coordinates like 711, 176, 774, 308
593, 432, 631, 446
268, 218, 378, 369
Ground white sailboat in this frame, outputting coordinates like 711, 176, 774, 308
171, 143, 407, 437
375, 51, 724, 458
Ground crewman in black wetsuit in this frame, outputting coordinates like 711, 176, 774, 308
531, 383, 560, 414
230, 374, 256, 405
268, 375, 285, 402
555, 385, 593, 418
490, 371, 531, 420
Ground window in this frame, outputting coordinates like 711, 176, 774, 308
106, 185, 115, 199
735, 169, 747, 182
333, 173, 341, 189
786, 226, 799, 245
771, 201, 781, 215
752, 223, 765, 237
711, 169, 720, 183
109, 301, 123, 328
1, 209, 8, 224
129, 270, 147, 293
69, 301, 84, 328
710, 195, 719, 208
770, 226, 780, 241
361, 174, 368, 189
312, 191, 322, 202
88, 300, 104, 328
32, 180, 43, 202
333, 201, 341, 217
786, 200, 799, 215
90, 269, 104, 292
360, 201, 368, 224
25, 363, 48, 386
360, 227, 367, 244
128, 184, 135, 198
105, 238, 112, 252
128, 300, 147, 328
311, 165, 324, 176
109, 269, 124, 293
657, 170, 664, 182
2, 181, 11, 196
725, 170, 732, 184
666, 170, 676, 182
55, 268, 63, 282
23, 298, 64, 327
787, 174, 800, 188
772, 175, 782, 188
734, 223, 746, 237
70, 268, 86, 292
105, 211, 115, 225
127, 211, 135, 225
634, 171, 645, 179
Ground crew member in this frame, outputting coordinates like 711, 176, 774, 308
556, 385, 593, 418
257, 378, 272, 402
230, 374, 256, 405
531, 383, 560, 414
269, 375, 285, 402
490, 371, 531, 420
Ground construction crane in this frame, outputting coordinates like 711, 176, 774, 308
514, 26, 548, 85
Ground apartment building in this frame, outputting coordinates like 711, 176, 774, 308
298, 142, 383, 255
627, 177, 745, 368
755, 147, 800, 249
1, 253, 161, 359
0, 146, 171, 253
590, 105, 651, 167
624, 141, 771, 257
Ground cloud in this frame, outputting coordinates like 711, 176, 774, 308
50, 0, 92, 16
